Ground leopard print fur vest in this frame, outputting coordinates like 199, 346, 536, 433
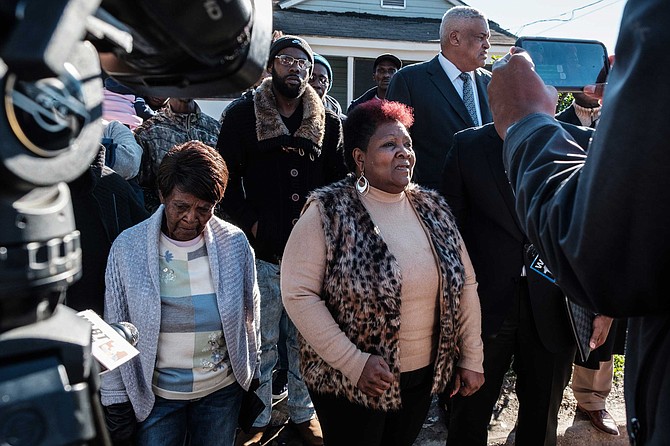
299, 176, 465, 410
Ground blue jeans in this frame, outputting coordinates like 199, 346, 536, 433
135, 383, 243, 446
277, 310, 289, 370
253, 259, 315, 427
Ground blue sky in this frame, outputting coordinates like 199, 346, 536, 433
466, 0, 627, 54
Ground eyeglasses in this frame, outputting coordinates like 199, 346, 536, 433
375, 67, 398, 76
275, 55, 312, 70
309, 75, 330, 86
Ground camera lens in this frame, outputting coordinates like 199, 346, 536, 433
4, 65, 87, 158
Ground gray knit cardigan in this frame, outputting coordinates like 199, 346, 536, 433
100, 206, 261, 421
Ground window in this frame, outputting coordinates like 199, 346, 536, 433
381, 0, 405, 9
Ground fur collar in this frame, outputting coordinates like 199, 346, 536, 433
254, 78, 325, 157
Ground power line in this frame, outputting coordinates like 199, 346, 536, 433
536, 0, 625, 34
514, 0, 624, 35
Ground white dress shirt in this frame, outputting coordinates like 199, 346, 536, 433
438, 52, 483, 126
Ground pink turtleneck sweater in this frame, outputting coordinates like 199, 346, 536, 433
281, 186, 483, 386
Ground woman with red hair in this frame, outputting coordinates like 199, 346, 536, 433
281, 99, 484, 446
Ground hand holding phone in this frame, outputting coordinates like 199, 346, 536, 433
489, 48, 558, 139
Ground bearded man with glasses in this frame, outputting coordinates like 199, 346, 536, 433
217, 35, 347, 446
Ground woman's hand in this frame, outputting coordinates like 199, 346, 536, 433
356, 355, 395, 397
449, 367, 485, 397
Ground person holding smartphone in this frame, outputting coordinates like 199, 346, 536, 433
489, 1, 670, 444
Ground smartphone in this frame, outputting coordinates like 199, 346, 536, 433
515, 37, 610, 92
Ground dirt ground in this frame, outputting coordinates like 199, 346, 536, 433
248, 369, 628, 446
414, 372, 628, 446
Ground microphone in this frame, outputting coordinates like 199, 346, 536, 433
77, 309, 140, 373
110, 321, 139, 347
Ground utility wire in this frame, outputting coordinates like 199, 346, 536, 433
514, 0, 624, 35
536, 0, 625, 34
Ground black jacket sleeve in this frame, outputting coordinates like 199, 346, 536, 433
216, 100, 259, 233
322, 110, 348, 182
440, 136, 468, 227
502, 0, 670, 318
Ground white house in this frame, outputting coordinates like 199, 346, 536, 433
273, 0, 517, 108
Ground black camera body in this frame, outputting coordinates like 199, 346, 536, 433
0, 1, 271, 443
96, 0, 272, 97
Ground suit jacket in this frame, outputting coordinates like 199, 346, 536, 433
387, 55, 492, 189
501, 1, 670, 442
442, 122, 592, 353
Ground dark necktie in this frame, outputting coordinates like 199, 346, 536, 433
459, 72, 478, 126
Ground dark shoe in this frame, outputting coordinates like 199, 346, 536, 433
272, 369, 288, 401
292, 418, 324, 446
577, 405, 620, 436
235, 426, 266, 446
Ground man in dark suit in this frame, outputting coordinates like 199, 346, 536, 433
490, 1, 670, 444
386, 5, 492, 190
441, 122, 594, 445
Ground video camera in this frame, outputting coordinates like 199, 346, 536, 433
0, 1, 271, 444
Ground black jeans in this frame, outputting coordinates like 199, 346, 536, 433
310, 363, 434, 446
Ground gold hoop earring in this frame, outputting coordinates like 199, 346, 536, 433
356, 170, 369, 196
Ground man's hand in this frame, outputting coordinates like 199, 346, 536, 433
582, 83, 607, 102
590, 315, 613, 350
356, 355, 395, 397
488, 47, 558, 140
450, 367, 485, 397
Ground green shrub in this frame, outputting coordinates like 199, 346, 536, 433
557, 92, 574, 114
613, 354, 625, 383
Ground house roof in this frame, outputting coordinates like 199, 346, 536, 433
273, 8, 517, 45
279, 0, 468, 8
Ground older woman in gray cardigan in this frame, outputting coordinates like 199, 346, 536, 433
101, 141, 260, 446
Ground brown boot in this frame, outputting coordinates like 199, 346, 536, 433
235, 426, 266, 446
292, 418, 324, 446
